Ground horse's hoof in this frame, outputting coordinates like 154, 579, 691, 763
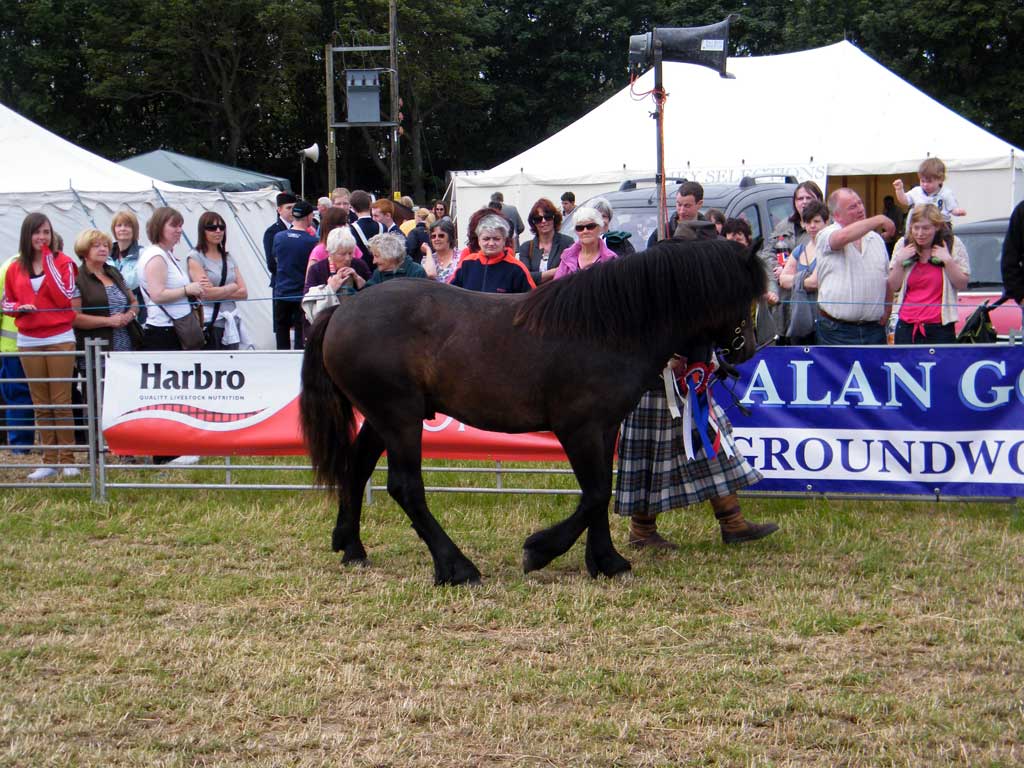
436, 559, 482, 586
586, 549, 632, 579
341, 543, 368, 566
522, 546, 551, 574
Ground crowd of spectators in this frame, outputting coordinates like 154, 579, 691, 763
2, 160, 1019, 485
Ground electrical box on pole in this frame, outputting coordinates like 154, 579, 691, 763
323, 0, 401, 195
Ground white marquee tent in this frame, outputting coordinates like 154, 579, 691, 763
0, 102, 279, 348
453, 41, 1023, 241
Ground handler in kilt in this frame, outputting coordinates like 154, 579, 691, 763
615, 361, 779, 549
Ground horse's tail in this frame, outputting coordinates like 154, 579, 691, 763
299, 305, 353, 494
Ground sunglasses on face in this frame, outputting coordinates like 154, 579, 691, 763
430, 233, 447, 239
574, 222, 599, 232
531, 213, 554, 223
204, 223, 226, 231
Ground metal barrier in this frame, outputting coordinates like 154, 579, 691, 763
0, 347, 95, 491
0, 342, 581, 501
2, 344, 1016, 504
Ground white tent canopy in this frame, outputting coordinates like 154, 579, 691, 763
0, 103, 278, 348
454, 42, 1023, 241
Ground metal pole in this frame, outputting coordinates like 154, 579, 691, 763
326, 44, 337, 192
301, 158, 306, 199
654, 45, 667, 241
389, 0, 400, 195
84, 340, 100, 500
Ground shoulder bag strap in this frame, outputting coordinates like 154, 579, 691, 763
205, 253, 229, 329
140, 249, 185, 323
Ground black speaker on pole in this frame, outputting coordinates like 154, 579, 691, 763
628, 17, 734, 76
627, 16, 735, 240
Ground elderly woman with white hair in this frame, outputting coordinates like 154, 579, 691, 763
450, 209, 535, 293
589, 196, 636, 257
553, 206, 619, 279
301, 226, 372, 331
304, 225, 371, 297
362, 233, 427, 287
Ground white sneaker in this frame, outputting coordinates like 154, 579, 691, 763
27, 467, 57, 481
62, 467, 81, 478
167, 455, 200, 466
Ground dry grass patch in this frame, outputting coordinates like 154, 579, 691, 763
1, 483, 1022, 766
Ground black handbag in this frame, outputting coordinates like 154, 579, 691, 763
202, 253, 230, 350
956, 296, 1008, 344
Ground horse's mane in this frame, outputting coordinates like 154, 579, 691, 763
512, 238, 766, 345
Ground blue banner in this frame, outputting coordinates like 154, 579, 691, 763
730, 346, 1024, 497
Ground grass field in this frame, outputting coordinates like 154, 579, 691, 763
2, 462, 1023, 766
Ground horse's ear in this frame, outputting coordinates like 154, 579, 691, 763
748, 236, 764, 261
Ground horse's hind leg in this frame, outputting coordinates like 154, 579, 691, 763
333, 422, 385, 566
383, 426, 481, 586
523, 424, 630, 578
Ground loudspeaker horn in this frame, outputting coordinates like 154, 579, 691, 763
300, 142, 320, 163
628, 16, 734, 77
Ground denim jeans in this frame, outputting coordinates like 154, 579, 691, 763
0, 355, 34, 448
814, 315, 887, 345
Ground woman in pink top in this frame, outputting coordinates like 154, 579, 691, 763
553, 206, 617, 280
886, 204, 969, 344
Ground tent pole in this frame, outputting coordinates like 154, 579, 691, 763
218, 190, 271, 281
69, 183, 98, 229
152, 184, 195, 251
1012, 150, 1018, 207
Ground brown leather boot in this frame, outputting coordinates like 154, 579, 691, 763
710, 494, 779, 544
629, 513, 678, 549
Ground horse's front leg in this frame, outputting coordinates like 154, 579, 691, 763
333, 422, 385, 565
523, 424, 630, 578
384, 428, 481, 586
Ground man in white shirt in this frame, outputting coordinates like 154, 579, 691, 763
815, 188, 896, 345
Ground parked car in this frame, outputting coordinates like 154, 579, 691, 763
952, 218, 1022, 339
567, 176, 799, 247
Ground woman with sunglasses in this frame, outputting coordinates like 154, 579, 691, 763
552, 206, 618, 280
431, 200, 449, 222
187, 212, 247, 350
421, 219, 461, 283
517, 198, 573, 285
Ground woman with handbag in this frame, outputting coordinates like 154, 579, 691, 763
187, 212, 247, 350
778, 200, 827, 346
138, 207, 205, 466
139, 207, 208, 352
1, 213, 79, 480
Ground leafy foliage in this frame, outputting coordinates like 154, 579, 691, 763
1, 0, 1021, 199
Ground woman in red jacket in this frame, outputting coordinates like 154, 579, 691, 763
1, 213, 79, 480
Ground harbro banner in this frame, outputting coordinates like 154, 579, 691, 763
102, 348, 1024, 497
100, 352, 565, 460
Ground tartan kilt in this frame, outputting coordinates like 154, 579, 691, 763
614, 388, 762, 517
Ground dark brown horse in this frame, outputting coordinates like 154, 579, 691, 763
300, 238, 766, 584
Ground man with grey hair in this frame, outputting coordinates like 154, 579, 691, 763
590, 196, 635, 257
315, 197, 331, 234
450, 213, 535, 293
814, 188, 895, 344
490, 191, 526, 247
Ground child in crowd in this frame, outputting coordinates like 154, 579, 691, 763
892, 157, 966, 224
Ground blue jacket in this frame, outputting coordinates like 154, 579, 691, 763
272, 228, 318, 300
